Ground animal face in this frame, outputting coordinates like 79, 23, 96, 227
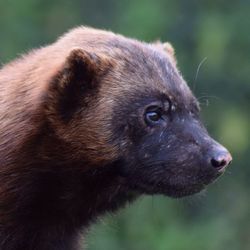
112, 92, 232, 198
101, 40, 232, 198
48, 28, 232, 198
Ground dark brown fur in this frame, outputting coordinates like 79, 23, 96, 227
0, 27, 231, 250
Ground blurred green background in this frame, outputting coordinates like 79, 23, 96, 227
0, 0, 249, 249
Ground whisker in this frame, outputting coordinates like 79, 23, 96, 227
193, 57, 207, 91
197, 95, 221, 107
197, 95, 221, 101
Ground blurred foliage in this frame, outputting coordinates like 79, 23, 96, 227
0, 0, 249, 249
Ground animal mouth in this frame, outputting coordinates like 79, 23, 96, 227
128, 170, 222, 198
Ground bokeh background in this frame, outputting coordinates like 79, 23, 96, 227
0, 0, 249, 249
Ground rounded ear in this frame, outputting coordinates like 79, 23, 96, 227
153, 41, 177, 66
46, 48, 115, 122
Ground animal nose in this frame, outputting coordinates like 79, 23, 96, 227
210, 149, 232, 171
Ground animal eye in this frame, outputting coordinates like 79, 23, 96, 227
146, 111, 161, 122
144, 107, 163, 125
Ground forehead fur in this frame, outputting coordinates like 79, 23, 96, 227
57, 26, 196, 108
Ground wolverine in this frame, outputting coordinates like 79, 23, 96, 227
0, 27, 232, 250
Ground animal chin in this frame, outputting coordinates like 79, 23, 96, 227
129, 179, 207, 198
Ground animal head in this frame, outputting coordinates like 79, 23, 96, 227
45, 27, 232, 198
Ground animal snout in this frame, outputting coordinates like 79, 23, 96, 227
209, 146, 232, 171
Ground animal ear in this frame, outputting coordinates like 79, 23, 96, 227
47, 48, 114, 122
153, 41, 177, 65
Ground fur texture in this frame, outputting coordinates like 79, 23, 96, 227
0, 27, 232, 250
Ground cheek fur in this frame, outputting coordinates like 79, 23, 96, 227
119, 117, 224, 196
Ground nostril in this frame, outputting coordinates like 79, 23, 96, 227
211, 158, 227, 168
210, 152, 232, 170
